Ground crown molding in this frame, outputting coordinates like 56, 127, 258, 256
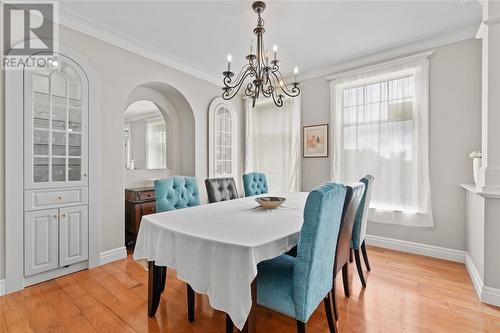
326, 50, 434, 81
299, 24, 479, 82
58, 7, 221, 86
476, 16, 500, 39
58, 6, 479, 88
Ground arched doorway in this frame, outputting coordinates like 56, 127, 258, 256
124, 82, 196, 187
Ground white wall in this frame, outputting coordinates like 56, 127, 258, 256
300, 38, 482, 251
0, 23, 224, 279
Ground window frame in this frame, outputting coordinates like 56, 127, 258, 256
329, 51, 433, 227
208, 97, 238, 179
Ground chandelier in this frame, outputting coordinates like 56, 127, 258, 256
222, 1, 300, 107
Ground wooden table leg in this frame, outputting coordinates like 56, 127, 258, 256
148, 261, 164, 317
241, 279, 257, 333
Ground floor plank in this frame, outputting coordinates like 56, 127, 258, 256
1, 246, 498, 333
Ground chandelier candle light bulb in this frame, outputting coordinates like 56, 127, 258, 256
227, 54, 232, 72
221, 0, 301, 107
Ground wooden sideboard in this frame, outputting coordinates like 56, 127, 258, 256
125, 187, 156, 245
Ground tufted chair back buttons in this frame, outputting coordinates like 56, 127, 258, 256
242, 172, 269, 197
205, 177, 239, 203
154, 176, 200, 213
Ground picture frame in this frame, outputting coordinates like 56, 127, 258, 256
303, 124, 329, 158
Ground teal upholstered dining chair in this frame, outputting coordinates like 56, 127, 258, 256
350, 175, 374, 287
155, 176, 200, 212
154, 176, 200, 322
242, 172, 268, 196
236, 182, 347, 333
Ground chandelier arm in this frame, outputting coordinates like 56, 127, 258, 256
223, 64, 253, 88
270, 60, 280, 72
260, 75, 274, 98
267, 74, 283, 107
261, 85, 273, 98
245, 82, 255, 97
271, 71, 300, 97
222, 70, 256, 100
271, 87, 284, 107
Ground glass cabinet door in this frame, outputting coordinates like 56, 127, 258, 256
25, 54, 88, 189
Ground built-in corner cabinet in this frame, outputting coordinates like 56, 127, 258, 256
23, 54, 89, 285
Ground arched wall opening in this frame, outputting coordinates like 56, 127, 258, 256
124, 81, 196, 188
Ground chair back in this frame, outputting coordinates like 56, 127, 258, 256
242, 172, 268, 196
205, 177, 239, 203
154, 176, 200, 212
292, 182, 347, 322
333, 182, 365, 275
351, 175, 374, 249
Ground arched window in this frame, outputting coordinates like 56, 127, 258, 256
208, 97, 237, 178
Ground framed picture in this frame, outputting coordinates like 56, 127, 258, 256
303, 124, 329, 158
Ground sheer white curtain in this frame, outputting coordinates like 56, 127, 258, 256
146, 117, 167, 169
245, 97, 301, 192
331, 55, 433, 227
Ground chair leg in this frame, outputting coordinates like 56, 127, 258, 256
349, 248, 353, 263
148, 261, 163, 317
296, 320, 306, 333
342, 263, 350, 297
187, 284, 195, 322
332, 279, 338, 321
361, 240, 371, 271
225, 314, 234, 333
354, 249, 366, 288
324, 292, 338, 333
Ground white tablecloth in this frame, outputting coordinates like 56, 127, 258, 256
133, 192, 308, 329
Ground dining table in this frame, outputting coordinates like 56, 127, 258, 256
133, 191, 309, 332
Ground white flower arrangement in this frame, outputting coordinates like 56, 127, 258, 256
468, 151, 482, 158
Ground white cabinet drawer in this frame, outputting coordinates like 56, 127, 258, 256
24, 187, 88, 211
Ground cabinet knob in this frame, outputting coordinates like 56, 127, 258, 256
61, 213, 66, 218
53, 215, 57, 218
83, 173, 88, 178
57, 196, 62, 201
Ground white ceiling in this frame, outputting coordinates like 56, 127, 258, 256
59, 0, 482, 83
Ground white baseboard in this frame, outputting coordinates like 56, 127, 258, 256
465, 253, 500, 307
482, 286, 500, 307
365, 234, 466, 263
100, 246, 127, 265
465, 253, 483, 299
0, 279, 5, 296
0, 248, 126, 297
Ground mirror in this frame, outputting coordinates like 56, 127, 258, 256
124, 100, 167, 170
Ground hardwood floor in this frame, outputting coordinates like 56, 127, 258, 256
1, 246, 499, 333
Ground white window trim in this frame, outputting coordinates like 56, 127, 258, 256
208, 97, 238, 179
